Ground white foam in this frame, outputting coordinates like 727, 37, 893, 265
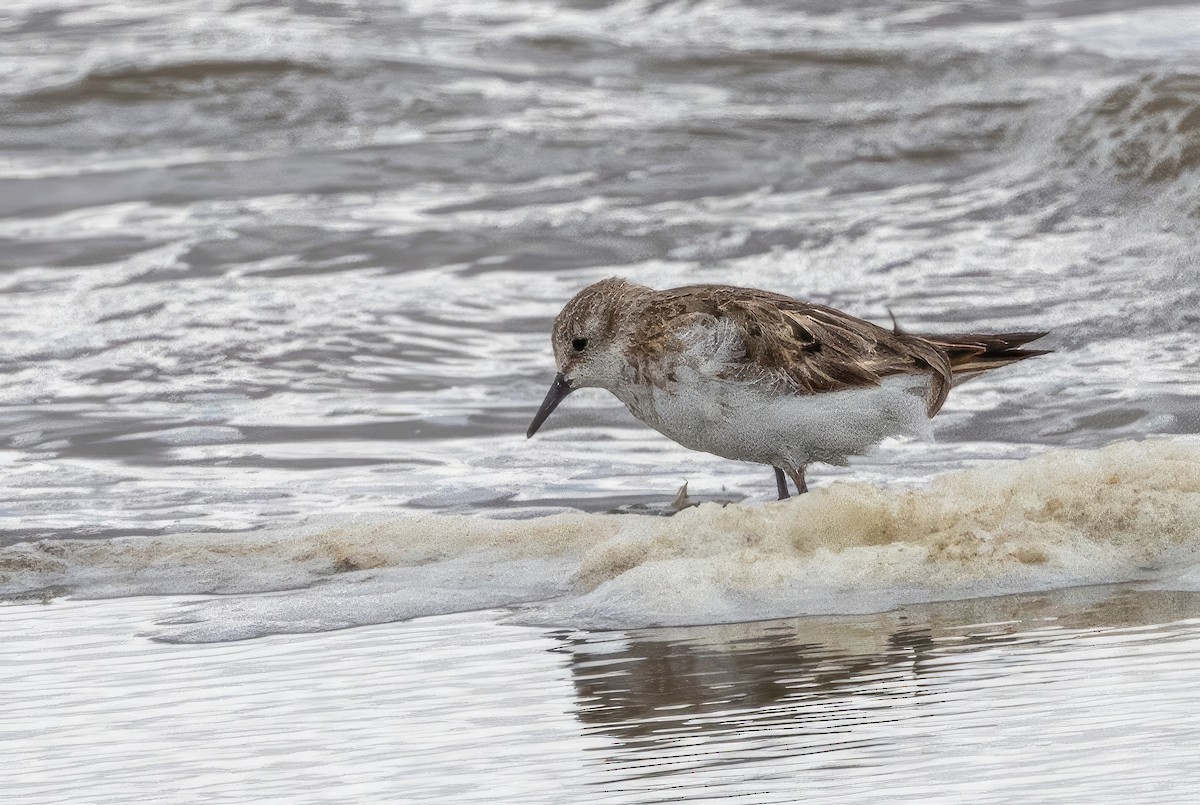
5, 439, 1200, 640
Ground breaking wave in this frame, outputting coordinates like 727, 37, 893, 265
1060, 69, 1200, 210
4, 439, 1200, 641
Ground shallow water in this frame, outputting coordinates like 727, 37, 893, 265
4, 0, 1200, 801
6, 586, 1200, 803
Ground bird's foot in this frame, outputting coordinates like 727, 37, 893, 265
671, 481, 693, 510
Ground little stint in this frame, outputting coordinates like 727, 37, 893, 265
527, 278, 1049, 498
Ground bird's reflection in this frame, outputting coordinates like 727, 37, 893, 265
552, 586, 1200, 759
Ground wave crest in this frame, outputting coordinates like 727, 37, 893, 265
3, 440, 1200, 638
1062, 71, 1200, 201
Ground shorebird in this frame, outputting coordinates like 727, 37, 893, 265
526, 278, 1048, 499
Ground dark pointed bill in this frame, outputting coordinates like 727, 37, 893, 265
526, 372, 575, 438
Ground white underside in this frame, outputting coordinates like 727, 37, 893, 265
614, 373, 933, 469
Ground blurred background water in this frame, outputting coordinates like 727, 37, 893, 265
3, 0, 1200, 542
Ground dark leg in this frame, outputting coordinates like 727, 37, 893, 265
774, 467, 790, 500
786, 467, 809, 495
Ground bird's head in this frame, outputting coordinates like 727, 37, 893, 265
527, 277, 646, 438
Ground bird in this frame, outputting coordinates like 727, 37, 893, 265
526, 278, 1049, 499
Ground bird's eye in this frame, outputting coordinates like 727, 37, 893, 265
572, 337, 589, 352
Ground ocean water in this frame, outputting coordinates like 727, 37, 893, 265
3, 0, 1200, 801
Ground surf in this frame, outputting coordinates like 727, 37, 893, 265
4, 439, 1200, 641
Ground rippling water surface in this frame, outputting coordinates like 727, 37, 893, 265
3, 0, 1200, 801
8, 588, 1200, 803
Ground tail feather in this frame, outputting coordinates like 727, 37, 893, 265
918, 330, 1051, 375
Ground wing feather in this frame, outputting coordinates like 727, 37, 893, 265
626, 285, 954, 415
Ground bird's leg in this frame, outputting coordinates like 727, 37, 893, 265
774, 467, 791, 500
786, 467, 809, 495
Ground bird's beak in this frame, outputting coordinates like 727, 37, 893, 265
526, 372, 575, 438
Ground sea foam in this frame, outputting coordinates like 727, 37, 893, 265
3, 439, 1200, 640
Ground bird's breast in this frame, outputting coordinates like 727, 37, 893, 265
609, 372, 935, 468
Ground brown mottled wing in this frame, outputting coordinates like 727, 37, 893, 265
631, 285, 955, 415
